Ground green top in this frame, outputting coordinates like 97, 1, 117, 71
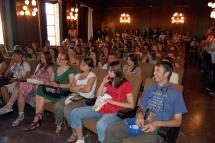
54, 65, 76, 85
36, 65, 76, 102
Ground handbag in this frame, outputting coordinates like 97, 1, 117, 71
0, 76, 11, 87
85, 97, 97, 106
42, 84, 70, 98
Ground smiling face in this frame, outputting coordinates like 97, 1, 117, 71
153, 65, 169, 84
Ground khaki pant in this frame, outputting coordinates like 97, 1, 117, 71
54, 97, 87, 126
104, 120, 164, 143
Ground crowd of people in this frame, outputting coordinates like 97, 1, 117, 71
0, 29, 190, 143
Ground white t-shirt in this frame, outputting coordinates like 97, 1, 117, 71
10, 61, 31, 78
75, 72, 97, 98
169, 72, 179, 84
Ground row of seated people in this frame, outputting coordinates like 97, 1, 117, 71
0, 48, 187, 143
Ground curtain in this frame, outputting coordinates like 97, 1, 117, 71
0, 0, 15, 50
88, 7, 93, 40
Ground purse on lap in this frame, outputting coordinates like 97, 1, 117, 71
42, 84, 70, 98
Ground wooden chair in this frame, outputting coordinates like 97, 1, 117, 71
138, 62, 155, 87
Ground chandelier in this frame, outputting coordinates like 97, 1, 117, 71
67, 7, 78, 21
208, 2, 215, 19
17, 0, 38, 16
120, 13, 131, 24
171, 12, 185, 24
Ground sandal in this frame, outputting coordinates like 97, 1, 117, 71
12, 114, 24, 127
0, 105, 13, 115
24, 113, 43, 132
67, 134, 77, 143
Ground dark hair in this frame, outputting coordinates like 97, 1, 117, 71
156, 61, 173, 79
108, 61, 127, 88
90, 49, 99, 66
49, 48, 58, 62
82, 57, 94, 68
40, 52, 53, 70
127, 53, 138, 70
0, 50, 4, 63
13, 49, 24, 56
161, 57, 174, 66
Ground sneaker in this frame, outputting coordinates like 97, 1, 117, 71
75, 139, 85, 143
12, 114, 24, 127
0, 105, 13, 115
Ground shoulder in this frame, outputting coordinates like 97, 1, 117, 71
88, 72, 96, 78
23, 61, 30, 66
168, 84, 182, 97
120, 81, 132, 91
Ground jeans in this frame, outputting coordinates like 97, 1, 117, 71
70, 106, 120, 142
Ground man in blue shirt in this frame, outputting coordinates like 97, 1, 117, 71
104, 61, 187, 143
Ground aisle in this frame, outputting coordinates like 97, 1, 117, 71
177, 59, 215, 143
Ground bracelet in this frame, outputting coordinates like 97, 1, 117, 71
137, 107, 144, 114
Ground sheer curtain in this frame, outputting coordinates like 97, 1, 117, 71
88, 7, 93, 40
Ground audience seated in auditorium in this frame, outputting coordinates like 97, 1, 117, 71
54, 57, 97, 134
0, 52, 53, 126
104, 61, 187, 143
68, 61, 134, 143
0, 49, 31, 106
24, 51, 76, 131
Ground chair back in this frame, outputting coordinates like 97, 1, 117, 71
138, 62, 154, 86
91, 67, 108, 92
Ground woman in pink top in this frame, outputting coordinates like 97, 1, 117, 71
67, 61, 135, 143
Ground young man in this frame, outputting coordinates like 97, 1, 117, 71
0, 49, 31, 114
104, 61, 187, 143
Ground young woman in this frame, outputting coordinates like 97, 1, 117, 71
24, 51, 76, 131
123, 54, 142, 76
0, 52, 53, 124
67, 61, 134, 143
49, 48, 58, 63
68, 47, 80, 66
54, 57, 97, 134
89, 49, 99, 67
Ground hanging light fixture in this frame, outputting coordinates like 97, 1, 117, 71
67, 6, 78, 21
208, 2, 215, 19
171, 12, 185, 24
120, 13, 131, 24
17, 0, 38, 16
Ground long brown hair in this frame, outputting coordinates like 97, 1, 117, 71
40, 52, 53, 70
108, 61, 127, 88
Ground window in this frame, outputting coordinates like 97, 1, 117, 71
45, 3, 60, 46
0, 12, 4, 44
